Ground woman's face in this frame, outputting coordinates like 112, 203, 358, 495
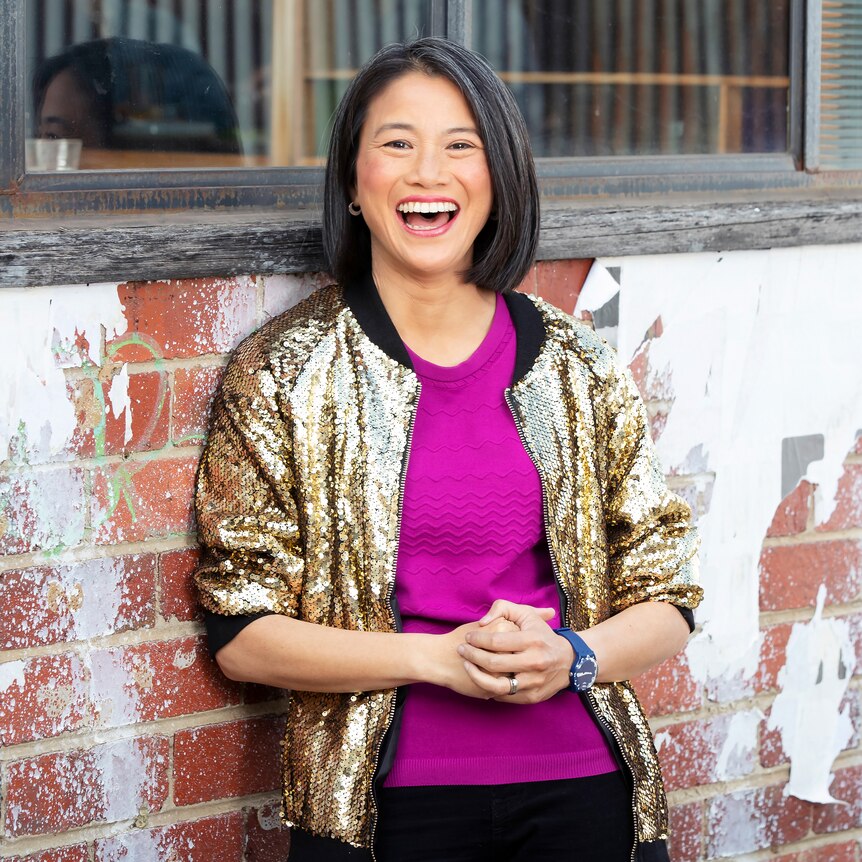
352, 71, 494, 285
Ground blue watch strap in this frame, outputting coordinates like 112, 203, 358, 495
554, 627, 598, 692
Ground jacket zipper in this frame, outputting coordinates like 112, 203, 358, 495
369, 385, 420, 862
505, 388, 640, 862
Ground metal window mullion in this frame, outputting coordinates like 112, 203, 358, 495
805, 0, 822, 171
788, 0, 806, 167
1, 0, 24, 193
429, 0, 470, 45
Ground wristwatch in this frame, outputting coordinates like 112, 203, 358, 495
554, 627, 598, 692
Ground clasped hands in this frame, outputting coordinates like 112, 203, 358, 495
441, 600, 576, 704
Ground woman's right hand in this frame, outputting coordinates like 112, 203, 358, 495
423, 617, 519, 699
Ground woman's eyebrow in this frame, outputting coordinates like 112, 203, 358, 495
373, 122, 480, 136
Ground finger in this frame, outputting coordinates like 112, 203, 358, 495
537, 607, 556, 621
478, 599, 518, 626
462, 661, 511, 698
462, 629, 533, 654
484, 617, 519, 634
458, 642, 535, 675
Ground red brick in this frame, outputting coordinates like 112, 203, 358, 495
760, 708, 786, 769
2, 845, 90, 862
0, 653, 93, 745
174, 715, 286, 805
759, 540, 862, 612
5, 736, 169, 837
771, 841, 859, 862
68, 370, 169, 458
534, 259, 593, 315
89, 636, 240, 727
245, 802, 292, 862
755, 622, 793, 693
172, 366, 224, 445
0, 555, 156, 650
769, 481, 813, 538
112, 277, 258, 361
91, 456, 197, 544
648, 408, 668, 443
847, 612, 862, 672
514, 263, 537, 295
706, 784, 813, 857
628, 339, 674, 403
819, 463, 862, 532
0, 468, 86, 555
668, 802, 702, 862
654, 713, 756, 792
94, 812, 244, 862
631, 651, 700, 717
813, 765, 862, 834
159, 548, 201, 622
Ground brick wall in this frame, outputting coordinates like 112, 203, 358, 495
1, 260, 860, 861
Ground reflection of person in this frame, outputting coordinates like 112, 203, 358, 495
33, 37, 241, 153
195, 38, 702, 862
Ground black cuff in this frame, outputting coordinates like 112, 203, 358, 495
674, 605, 695, 633
204, 610, 275, 657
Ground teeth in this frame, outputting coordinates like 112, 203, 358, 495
396, 201, 458, 214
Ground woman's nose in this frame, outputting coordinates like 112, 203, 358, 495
408, 147, 446, 186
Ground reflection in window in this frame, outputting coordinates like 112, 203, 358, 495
474, 0, 791, 158
25, 0, 792, 172
25, 0, 430, 171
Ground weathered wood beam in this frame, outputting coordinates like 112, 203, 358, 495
2, 196, 861, 288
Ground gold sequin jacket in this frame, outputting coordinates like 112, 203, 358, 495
194, 275, 702, 854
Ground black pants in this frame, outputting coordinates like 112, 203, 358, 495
290, 771, 636, 861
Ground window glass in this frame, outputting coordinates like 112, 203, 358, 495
25, 0, 430, 171
473, 0, 791, 158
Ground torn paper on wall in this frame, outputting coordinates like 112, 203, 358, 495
0, 284, 127, 464
766, 585, 855, 802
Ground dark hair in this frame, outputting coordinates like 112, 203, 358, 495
323, 38, 539, 294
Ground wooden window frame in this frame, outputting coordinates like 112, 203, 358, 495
2, 0, 861, 289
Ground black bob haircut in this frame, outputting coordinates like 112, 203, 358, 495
323, 37, 540, 294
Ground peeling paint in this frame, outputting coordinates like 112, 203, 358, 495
715, 709, 764, 781
767, 585, 856, 802
89, 649, 144, 727
173, 646, 196, 670
107, 362, 133, 445
0, 283, 127, 464
0, 659, 27, 692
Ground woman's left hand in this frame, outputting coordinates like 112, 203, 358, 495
456, 600, 574, 703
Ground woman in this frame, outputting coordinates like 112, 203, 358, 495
195, 37, 701, 862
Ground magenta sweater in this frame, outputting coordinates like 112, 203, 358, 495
384, 294, 617, 788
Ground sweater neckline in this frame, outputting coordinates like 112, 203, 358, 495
404, 294, 511, 383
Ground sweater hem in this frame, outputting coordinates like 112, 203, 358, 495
383, 750, 619, 787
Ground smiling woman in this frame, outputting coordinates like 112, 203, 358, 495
193, 37, 701, 862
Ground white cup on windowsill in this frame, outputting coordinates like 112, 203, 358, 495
25, 138, 83, 171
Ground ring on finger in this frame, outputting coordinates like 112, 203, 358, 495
507, 674, 519, 696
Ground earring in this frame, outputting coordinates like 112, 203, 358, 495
348, 201, 361, 216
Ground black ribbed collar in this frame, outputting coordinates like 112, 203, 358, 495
343, 272, 546, 387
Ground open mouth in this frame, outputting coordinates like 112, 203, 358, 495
396, 200, 459, 232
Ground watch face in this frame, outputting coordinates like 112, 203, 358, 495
572, 654, 598, 690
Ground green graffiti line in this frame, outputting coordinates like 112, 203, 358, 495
88, 332, 169, 534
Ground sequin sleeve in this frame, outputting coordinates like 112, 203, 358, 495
601, 364, 703, 615
194, 336, 304, 618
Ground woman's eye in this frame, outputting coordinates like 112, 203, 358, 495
385, 140, 411, 150
448, 141, 476, 151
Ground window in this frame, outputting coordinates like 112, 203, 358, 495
2, 0, 861, 287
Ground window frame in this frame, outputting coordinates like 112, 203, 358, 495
2, 0, 862, 289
